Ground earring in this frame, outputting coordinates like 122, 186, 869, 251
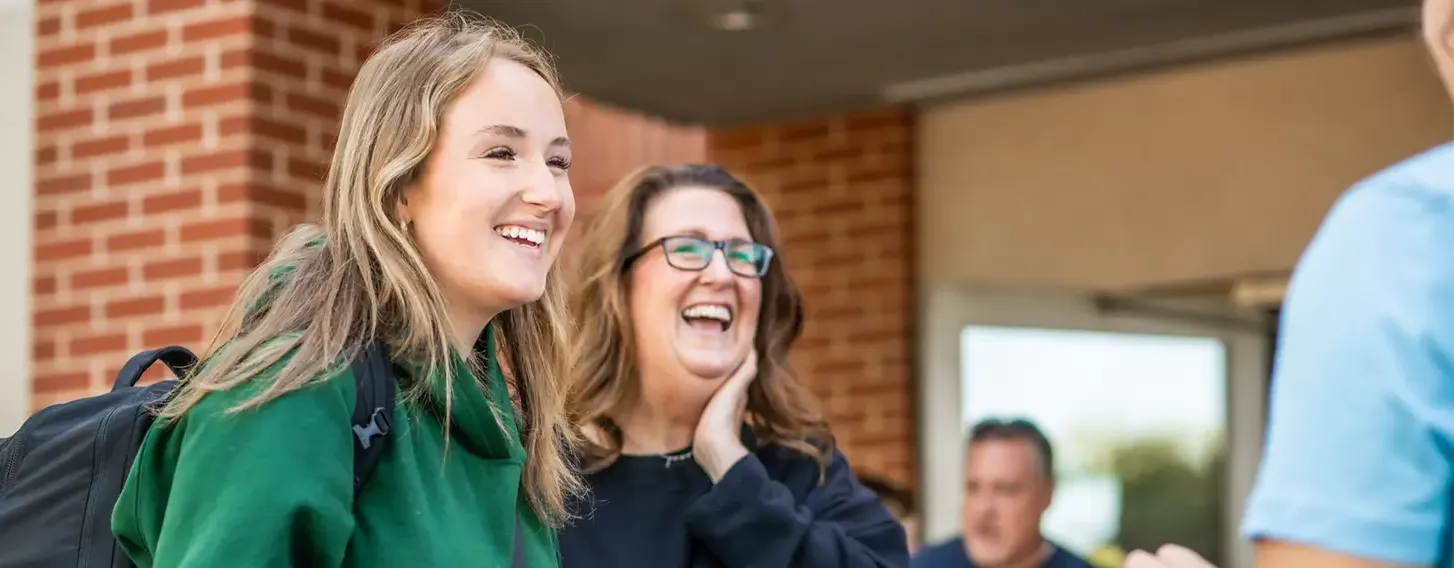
400, 218, 411, 233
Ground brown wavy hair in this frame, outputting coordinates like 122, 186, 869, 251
567, 164, 833, 473
157, 14, 582, 525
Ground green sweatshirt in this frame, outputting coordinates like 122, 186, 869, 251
110, 326, 558, 567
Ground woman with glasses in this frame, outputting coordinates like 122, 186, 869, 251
557, 164, 908, 567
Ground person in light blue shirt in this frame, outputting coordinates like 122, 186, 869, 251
1236, 140, 1454, 568
1128, 2, 1454, 567
1133, 147, 1454, 568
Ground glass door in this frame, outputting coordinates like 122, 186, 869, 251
916, 286, 1270, 568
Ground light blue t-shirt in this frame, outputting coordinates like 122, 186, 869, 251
1241, 142, 1454, 567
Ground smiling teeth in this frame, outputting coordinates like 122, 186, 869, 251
496, 226, 545, 246
682, 304, 731, 323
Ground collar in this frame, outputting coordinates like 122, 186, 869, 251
399, 324, 525, 462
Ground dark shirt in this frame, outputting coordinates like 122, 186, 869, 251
558, 443, 909, 567
910, 538, 1094, 568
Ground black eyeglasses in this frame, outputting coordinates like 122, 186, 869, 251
625, 235, 774, 278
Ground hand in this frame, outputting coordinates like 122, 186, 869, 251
1125, 545, 1218, 568
693, 350, 758, 482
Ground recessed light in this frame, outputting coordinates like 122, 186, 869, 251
712, 9, 757, 32
697, 0, 773, 32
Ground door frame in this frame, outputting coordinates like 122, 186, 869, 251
915, 284, 1270, 568
0, 0, 33, 436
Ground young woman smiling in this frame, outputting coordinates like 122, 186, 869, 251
110, 15, 582, 567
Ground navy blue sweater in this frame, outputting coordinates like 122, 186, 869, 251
558, 443, 909, 567
910, 538, 1093, 568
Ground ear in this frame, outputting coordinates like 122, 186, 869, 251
395, 187, 414, 226
1034, 476, 1056, 511
1425, 0, 1454, 88
1441, 20, 1454, 71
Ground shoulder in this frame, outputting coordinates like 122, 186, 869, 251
1312, 141, 1454, 260
752, 443, 848, 490
1353, 141, 1454, 202
753, 445, 890, 518
1047, 543, 1095, 568
1317, 145, 1454, 247
115, 340, 368, 567
1276, 141, 1454, 389
910, 538, 966, 565
126, 342, 363, 507
173, 340, 359, 435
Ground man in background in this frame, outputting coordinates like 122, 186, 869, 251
913, 418, 1093, 568
859, 475, 922, 554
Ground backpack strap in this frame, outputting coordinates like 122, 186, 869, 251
349, 341, 396, 496
112, 345, 198, 391
511, 514, 526, 567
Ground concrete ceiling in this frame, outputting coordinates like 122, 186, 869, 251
466, 0, 1421, 126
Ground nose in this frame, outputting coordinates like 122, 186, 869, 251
519, 160, 563, 211
964, 497, 993, 519
698, 248, 734, 285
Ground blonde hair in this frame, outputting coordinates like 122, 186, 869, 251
567, 164, 833, 474
158, 13, 582, 525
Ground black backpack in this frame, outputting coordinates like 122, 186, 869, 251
0, 342, 398, 568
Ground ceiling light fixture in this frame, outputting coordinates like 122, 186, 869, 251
713, 9, 757, 32
697, 0, 773, 32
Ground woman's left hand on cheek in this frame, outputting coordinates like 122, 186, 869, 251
694, 350, 759, 482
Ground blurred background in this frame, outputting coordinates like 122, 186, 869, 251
0, 1, 1446, 567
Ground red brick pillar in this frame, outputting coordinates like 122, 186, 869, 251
708, 108, 916, 483
30, 0, 439, 408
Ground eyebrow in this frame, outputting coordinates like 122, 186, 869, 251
667, 228, 754, 242
475, 124, 569, 148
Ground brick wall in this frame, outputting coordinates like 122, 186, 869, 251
565, 97, 706, 201
29, 1, 707, 408
29, 0, 439, 408
708, 108, 917, 485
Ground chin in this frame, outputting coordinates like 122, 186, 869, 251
679, 360, 734, 381
676, 348, 746, 381
965, 541, 1004, 564
968, 552, 1009, 567
480, 275, 548, 309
